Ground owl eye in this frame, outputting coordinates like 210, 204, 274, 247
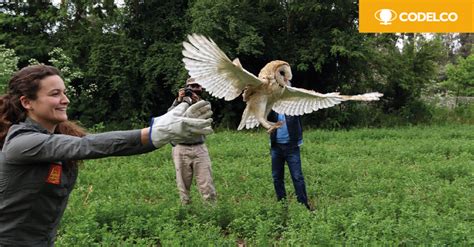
279, 71, 285, 76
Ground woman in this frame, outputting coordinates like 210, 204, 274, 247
0, 65, 213, 246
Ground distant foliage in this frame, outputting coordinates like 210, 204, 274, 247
442, 53, 474, 97
0, 1, 59, 65
49, 48, 84, 86
0, 45, 18, 93
0, 1, 471, 129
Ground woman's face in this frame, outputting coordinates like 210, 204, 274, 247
23, 75, 70, 132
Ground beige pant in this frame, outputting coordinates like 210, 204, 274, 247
172, 144, 216, 204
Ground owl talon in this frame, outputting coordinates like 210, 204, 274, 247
267, 121, 284, 133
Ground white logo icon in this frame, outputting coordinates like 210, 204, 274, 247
375, 9, 397, 25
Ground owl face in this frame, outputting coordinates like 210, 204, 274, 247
258, 60, 293, 87
275, 64, 292, 87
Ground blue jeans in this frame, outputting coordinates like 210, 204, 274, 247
271, 143, 309, 207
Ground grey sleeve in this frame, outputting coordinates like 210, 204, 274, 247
4, 130, 156, 164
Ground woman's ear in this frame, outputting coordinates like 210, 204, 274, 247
19, 96, 33, 111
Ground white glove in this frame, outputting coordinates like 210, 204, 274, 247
150, 101, 213, 148
184, 100, 212, 119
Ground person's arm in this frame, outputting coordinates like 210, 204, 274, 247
4, 129, 156, 164
141, 127, 150, 145
168, 89, 186, 112
5, 101, 213, 164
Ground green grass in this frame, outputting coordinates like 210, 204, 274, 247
57, 124, 474, 246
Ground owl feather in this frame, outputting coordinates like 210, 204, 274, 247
182, 34, 383, 132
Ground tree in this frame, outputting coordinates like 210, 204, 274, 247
76, 35, 147, 128
370, 34, 444, 123
458, 33, 473, 58
443, 53, 474, 98
0, 45, 19, 93
1, 1, 457, 129
118, 0, 194, 124
0, 1, 59, 66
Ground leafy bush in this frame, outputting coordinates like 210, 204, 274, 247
430, 103, 474, 125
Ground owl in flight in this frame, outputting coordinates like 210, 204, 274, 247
182, 34, 383, 132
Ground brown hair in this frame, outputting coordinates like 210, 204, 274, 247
0, 65, 86, 165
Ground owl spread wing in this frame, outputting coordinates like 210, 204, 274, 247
182, 34, 262, 101
272, 86, 383, 116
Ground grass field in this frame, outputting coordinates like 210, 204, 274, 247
57, 124, 473, 246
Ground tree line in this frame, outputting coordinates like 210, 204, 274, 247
0, 0, 472, 130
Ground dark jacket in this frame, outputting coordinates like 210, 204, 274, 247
0, 118, 155, 246
268, 111, 303, 148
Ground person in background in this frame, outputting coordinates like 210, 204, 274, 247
268, 110, 313, 211
0, 65, 213, 246
168, 78, 216, 205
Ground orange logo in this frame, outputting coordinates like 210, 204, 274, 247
359, 0, 473, 33
46, 163, 62, 185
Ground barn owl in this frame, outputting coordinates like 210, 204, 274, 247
182, 34, 383, 132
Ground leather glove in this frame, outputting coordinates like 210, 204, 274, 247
184, 100, 212, 119
150, 101, 213, 148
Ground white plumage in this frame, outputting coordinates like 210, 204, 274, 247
182, 33, 383, 132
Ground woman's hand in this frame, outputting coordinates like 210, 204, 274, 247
147, 101, 213, 148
